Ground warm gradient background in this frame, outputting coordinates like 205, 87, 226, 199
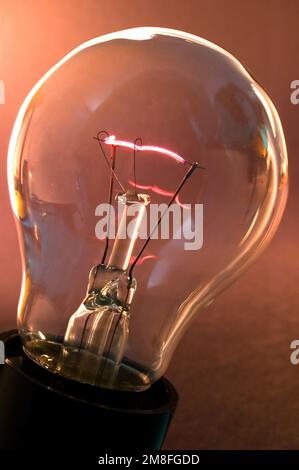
1, 0, 299, 449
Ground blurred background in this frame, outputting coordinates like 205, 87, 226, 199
0, 0, 299, 449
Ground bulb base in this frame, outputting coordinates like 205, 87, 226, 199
0, 330, 178, 450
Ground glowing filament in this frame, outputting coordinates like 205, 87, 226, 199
103, 135, 186, 165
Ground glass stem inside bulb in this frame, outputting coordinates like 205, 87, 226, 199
57, 190, 150, 389
108, 191, 149, 271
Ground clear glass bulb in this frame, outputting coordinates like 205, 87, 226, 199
8, 27, 288, 391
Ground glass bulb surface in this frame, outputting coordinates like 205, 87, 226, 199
8, 28, 288, 391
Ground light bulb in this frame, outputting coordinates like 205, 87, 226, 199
8, 27, 288, 392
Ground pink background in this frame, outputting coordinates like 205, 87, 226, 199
0, 0, 299, 448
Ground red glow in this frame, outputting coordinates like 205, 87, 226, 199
130, 254, 157, 265
128, 179, 190, 209
103, 135, 185, 165
128, 179, 173, 197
